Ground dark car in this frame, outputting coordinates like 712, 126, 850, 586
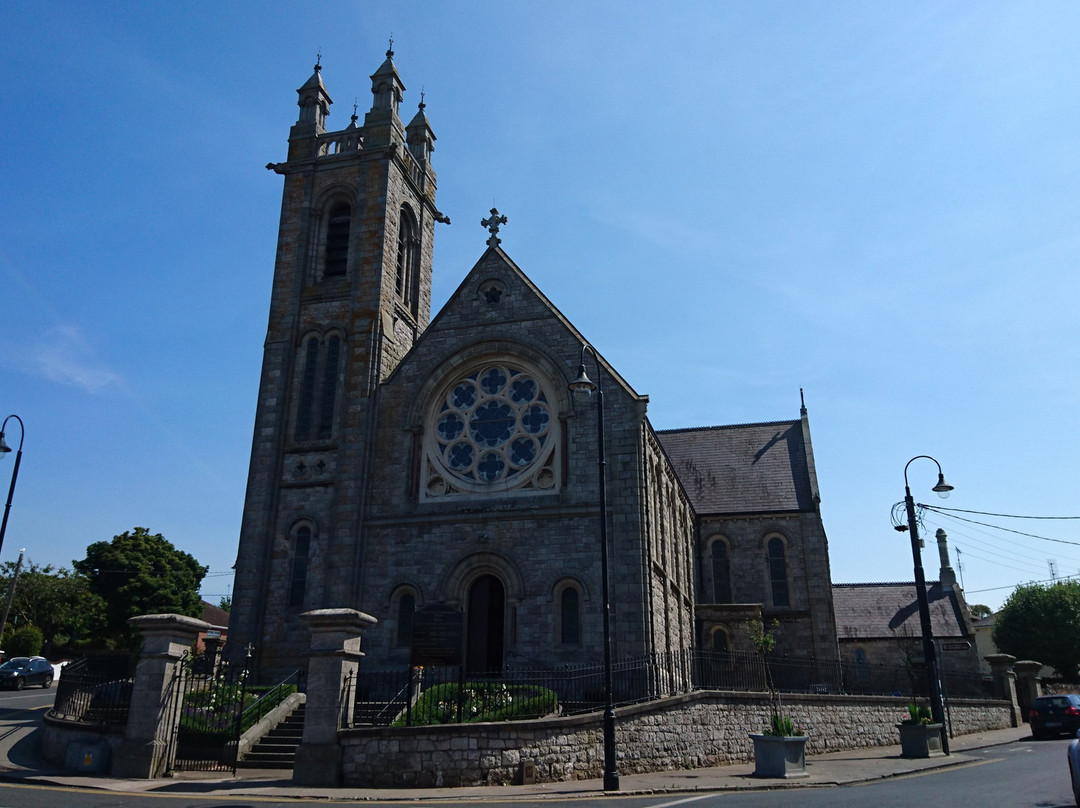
0, 656, 54, 690
1031, 693, 1080, 739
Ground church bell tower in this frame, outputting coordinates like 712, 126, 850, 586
230, 50, 444, 672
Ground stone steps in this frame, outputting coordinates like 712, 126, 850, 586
236, 704, 304, 769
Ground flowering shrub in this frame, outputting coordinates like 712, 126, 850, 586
393, 681, 558, 726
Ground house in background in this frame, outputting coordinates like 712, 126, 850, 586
196, 601, 229, 656
832, 528, 982, 695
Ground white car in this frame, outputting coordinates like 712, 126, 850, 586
1067, 729, 1080, 806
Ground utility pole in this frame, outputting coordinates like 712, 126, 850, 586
0, 548, 25, 655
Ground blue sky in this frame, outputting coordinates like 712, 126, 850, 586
3, 3, 1079, 611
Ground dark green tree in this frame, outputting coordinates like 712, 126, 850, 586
5, 625, 43, 657
73, 527, 208, 648
968, 603, 993, 619
993, 581, 1080, 681
217, 595, 232, 612
0, 561, 105, 655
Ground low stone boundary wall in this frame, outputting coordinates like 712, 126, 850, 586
339, 691, 1014, 788
41, 713, 125, 773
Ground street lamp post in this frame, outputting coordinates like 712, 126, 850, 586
0, 415, 25, 562
569, 344, 619, 792
902, 454, 954, 756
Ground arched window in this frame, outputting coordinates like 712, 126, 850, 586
767, 537, 790, 607
288, 526, 312, 607
295, 338, 320, 441
711, 539, 732, 603
560, 587, 581, 645
395, 591, 415, 648
709, 626, 730, 653
317, 335, 341, 440
323, 204, 351, 277
294, 333, 344, 443
395, 206, 419, 308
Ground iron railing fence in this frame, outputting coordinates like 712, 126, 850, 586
239, 668, 303, 733
342, 649, 990, 728
695, 649, 990, 699
345, 655, 686, 728
49, 655, 135, 725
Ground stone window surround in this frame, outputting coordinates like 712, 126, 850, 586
416, 350, 567, 501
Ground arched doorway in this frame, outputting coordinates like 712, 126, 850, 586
466, 574, 505, 674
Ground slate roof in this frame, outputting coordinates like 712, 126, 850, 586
656, 420, 817, 515
832, 582, 969, 640
199, 601, 231, 631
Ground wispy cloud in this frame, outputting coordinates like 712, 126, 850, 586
17, 325, 122, 393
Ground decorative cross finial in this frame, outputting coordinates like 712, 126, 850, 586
388, 35, 394, 58
419, 88, 425, 111
315, 49, 322, 71
352, 98, 358, 125
481, 208, 508, 246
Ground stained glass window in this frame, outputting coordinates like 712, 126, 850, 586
431, 364, 552, 486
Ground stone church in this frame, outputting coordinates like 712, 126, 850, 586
229, 51, 841, 680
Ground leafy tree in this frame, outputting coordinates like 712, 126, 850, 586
993, 581, 1080, 681
968, 603, 992, 619
218, 595, 232, 612
73, 527, 208, 649
5, 625, 43, 657
0, 561, 105, 655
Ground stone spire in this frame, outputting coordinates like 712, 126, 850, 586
296, 57, 332, 132
369, 43, 405, 116
364, 43, 406, 148
406, 92, 436, 163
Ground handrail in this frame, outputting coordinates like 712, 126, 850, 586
238, 668, 302, 730
373, 675, 415, 725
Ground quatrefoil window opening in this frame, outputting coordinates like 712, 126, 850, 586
433, 365, 551, 484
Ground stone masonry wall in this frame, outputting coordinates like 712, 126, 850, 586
338, 690, 1013, 788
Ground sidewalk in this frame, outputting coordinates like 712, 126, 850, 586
0, 721, 1034, 801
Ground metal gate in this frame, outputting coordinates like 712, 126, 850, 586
164, 651, 250, 773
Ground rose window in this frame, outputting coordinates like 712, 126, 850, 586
430, 364, 553, 488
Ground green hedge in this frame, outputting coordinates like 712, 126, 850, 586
394, 681, 557, 726
179, 683, 297, 735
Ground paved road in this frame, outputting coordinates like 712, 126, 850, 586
0, 739, 1067, 808
0, 738, 1071, 808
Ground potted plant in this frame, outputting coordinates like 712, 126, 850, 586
898, 702, 944, 759
747, 619, 809, 779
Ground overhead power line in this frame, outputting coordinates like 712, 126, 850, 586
967, 572, 1080, 595
921, 506, 1080, 547
926, 506, 1080, 520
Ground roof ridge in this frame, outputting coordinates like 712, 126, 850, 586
833, 581, 920, 588
656, 419, 799, 435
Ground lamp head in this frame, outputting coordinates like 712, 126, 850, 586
568, 364, 598, 396
0, 433, 9, 455
932, 473, 954, 499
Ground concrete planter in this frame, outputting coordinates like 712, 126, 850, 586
898, 722, 945, 758
749, 733, 809, 779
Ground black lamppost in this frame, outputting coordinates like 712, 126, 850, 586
569, 344, 619, 792
902, 455, 954, 756
0, 415, 25, 562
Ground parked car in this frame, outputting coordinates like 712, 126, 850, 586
1067, 729, 1080, 806
0, 656, 54, 689
1031, 693, 1080, 740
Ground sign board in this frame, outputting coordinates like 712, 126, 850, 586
410, 604, 464, 667
941, 641, 972, 652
